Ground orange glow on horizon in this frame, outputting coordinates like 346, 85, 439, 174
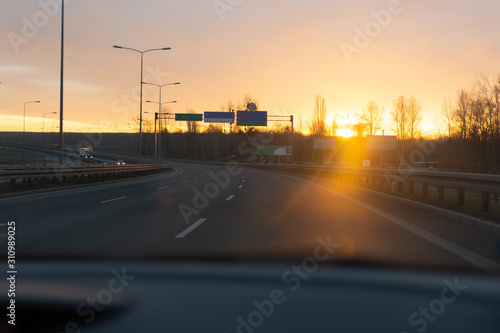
336, 128, 355, 138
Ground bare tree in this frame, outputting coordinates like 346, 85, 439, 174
455, 89, 470, 141
186, 108, 200, 134
360, 100, 385, 136
297, 115, 303, 134
391, 96, 408, 141
220, 100, 236, 113
185, 108, 200, 159
220, 100, 236, 133
350, 120, 367, 137
475, 73, 498, 171
240, 94, 260, 111
308, 94, 328, 136
329, 114, 338, 137
432, 112, 445, 139
496, 75, 500, 143
441, 97, 455, 139
407, 96, 422, 140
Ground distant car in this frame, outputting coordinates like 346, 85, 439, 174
79, 147, 93, 159
117, 160, 125, 165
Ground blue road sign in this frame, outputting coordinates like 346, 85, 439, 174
237, 111, 267, 126
204, 112, 235, 123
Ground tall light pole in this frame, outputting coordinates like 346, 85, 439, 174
144, 111, 158, 163
43, 112, 57, 148
59, 0, 64, 164
113, 45, 171, 163
23, 100, 41, 165
143, 81, 180, 160
146, 100, 176, 161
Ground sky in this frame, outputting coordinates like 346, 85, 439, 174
1, 0, 499, 135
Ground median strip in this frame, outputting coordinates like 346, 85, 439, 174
175, 218, 207, 238
100, 196, 128, 204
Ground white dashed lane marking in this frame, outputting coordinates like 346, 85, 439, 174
175, 218, 207, 238
100, 196, 127, 204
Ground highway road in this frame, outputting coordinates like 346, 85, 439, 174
1, 161, 500, 271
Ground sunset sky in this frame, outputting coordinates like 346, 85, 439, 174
1, 0, 499, 134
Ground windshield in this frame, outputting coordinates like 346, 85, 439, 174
3, 1, 500, 333
1, 1, 500, 269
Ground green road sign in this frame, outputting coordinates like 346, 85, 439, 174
175, 114, 203, 121
257, 145, 291, 156
237, 121, 267, 126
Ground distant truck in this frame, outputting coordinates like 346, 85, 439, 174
79, 146, 93, 159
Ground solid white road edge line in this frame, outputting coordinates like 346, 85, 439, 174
282, 174, 500, 272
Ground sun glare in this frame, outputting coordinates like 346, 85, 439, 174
336, 128, 355, 138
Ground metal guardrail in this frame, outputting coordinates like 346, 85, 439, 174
244, 164, 500, 212
0, 164, 171, 188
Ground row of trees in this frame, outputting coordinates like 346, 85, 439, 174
136, 74, 499, 173
308, 94, 421, 139
435, 74, 500, 172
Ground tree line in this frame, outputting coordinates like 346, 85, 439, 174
137, 74, 500, 173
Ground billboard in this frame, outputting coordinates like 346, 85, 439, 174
237, 111, 267, 126
313, 138, 336, 150
367, 136, 397, 151
257, 145, 291, 156
204, 112, 235, 123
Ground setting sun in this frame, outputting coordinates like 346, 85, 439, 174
336, 128, 355, 138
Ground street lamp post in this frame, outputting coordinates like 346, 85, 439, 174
146, 100, 176, 161
143, 82, 180, 160
23, 100, 41, 165
144, 111, 158, 163
43, 112, 57, 148
59, 0, 65, 165
113, 45, 171, 163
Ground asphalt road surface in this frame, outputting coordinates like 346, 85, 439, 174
2, 161, 500, 271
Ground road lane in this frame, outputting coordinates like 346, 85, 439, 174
1, 161, 498, 271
